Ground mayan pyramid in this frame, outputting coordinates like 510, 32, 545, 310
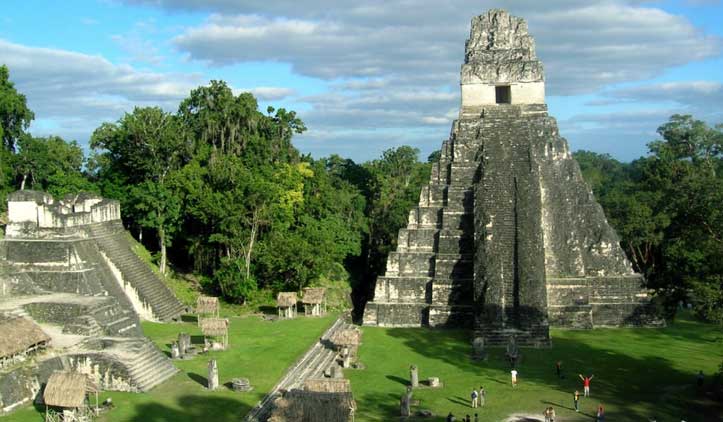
363, 9, 661, 346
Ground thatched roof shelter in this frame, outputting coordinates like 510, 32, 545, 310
43, 371, 96, 409
301, 287, 326, 304
195, 296, 219, 316
330, 329, 362, 348
277, 292, 298, 308
303, 378, 351, 393
0, 316, 50, 359
269, 378, 356, 422
199, 318, 229, 337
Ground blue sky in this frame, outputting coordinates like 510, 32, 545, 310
1, 0, 722, 163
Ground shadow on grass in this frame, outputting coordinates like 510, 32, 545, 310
382, 326, 719, 421
386, 374, 408, 386
128, 395, 251, 422
541, 400, 593, 418
447, 396, 469, 407
180, 315, 198, 323
354, 391, 399, 419
258, 305, 277, 315
187, 372, 207, 387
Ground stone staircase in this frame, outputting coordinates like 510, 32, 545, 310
72, 336, 178, 392
63, 315, 105, 337
118, 338, 179, 391
87, 222, 185, 321
244, 318, 346, 422
364, 116, 481, 327
87, 300, 140, 336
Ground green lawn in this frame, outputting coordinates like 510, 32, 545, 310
4, 314, 336, 422
347, 314, 723, 422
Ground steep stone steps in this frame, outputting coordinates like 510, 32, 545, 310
364, 114, 486, 326
372, 276, 431, 303
88, 227, 185, 321
91, 337, 179, 392
124, 342, 179, 391
63, 315, 104, 337
86, 299, 141, 337
244, 318, 346, 422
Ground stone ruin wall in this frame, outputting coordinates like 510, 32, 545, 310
6, 191, 120, 239
0, 191, 183, 414
1, 190, 185, 322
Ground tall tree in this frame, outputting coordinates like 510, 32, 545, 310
355, 146, 431, 309
0, 65, 34, 151
91, 107, 189, 274
13, 135, 95, 195
576, 115, 723, 323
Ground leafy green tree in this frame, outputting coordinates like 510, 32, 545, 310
13, 135, 95, 196
256, 158, 367, 292
213, 257, 258, 304
0, 65, 34, 151
0, 65, 35, 214
355, 146, 431, 307
91, 107, 189, 274
577, 115, 723, 323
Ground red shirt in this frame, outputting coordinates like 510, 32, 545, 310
583, 377, 591, 387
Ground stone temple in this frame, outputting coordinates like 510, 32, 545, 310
363, 9, 662, 346
0, 191, 185, 412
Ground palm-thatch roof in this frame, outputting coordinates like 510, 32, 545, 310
303, 378, 351, 393
277, 292, 297, 308
43, 371, 96, 408
330, 329, 362, 347
301, 287, 326, 304
0, 316, 51, 359
195, 296, 219, 314
199, 318, 229, 337
269, 379, 356, 422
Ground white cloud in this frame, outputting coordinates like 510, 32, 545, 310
160, 0, 723, 162
168, 1, 721, 95
237, 86, 297, 101
0, 39, 201, 142
9, 0, 723, 163
593, 81, 723, 108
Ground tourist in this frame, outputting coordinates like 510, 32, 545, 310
579, 373, 594, 396
479, 386, 486, 406
543, 406, 553, 422
511, 368, 518, 387
465, 414, 471, 422
696, 370, 704, 388
474, 413, 479, 422
574, 390, 580, 412
446, 412, 455, 422
596, 404, 605, 422
550, 406, 556, 422
471, 388, 479, 408
555, 360, 562, 378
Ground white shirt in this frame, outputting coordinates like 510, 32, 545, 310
511, 370, 518, 378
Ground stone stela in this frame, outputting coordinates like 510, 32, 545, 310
363, 9, 663, 346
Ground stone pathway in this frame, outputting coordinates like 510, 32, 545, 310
243, 317, 347, 422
